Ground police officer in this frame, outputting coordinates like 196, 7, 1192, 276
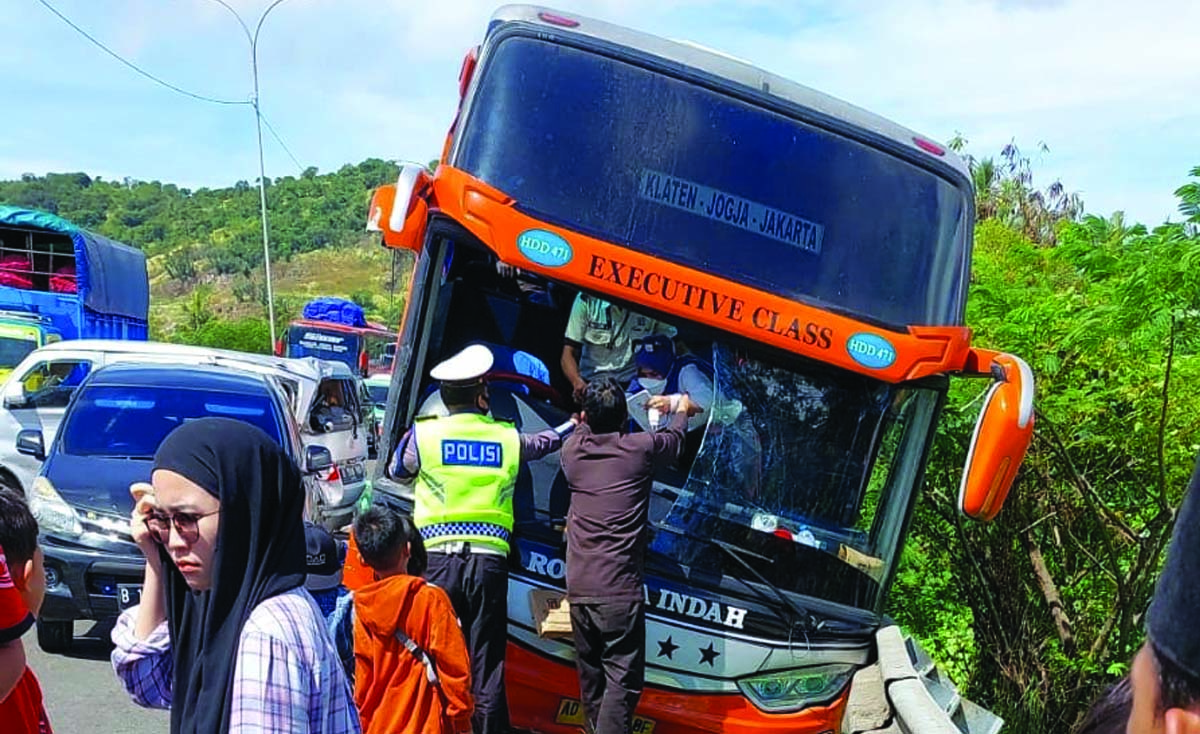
390, 344, 577, 734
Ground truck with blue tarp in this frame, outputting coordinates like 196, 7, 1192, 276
0, 206, 149, 378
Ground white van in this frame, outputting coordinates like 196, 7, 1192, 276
0, 340, 370, 528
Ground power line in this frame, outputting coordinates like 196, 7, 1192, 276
35, 0, 249, 106
36, 0, 310, 172
259, 112, 305, 173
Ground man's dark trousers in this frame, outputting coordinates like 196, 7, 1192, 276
570, 599, 646, 734
426, 549, 509, 734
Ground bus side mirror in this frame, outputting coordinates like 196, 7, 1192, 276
367, 164, 431, 253
958, 353, 1034, 522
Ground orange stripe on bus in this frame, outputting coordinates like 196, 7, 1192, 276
422, 165, 972, 383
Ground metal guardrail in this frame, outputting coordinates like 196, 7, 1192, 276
844, 625, 1003, 734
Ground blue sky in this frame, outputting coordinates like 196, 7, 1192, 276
3, 0, 1197, 226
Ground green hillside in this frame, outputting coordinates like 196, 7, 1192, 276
0, 159, 411, 350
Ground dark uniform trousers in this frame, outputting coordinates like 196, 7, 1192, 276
425, 548, 510, 734
569, 599, 646, 734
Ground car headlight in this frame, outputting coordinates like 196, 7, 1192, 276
30, 476, 83, 538
737, 664, 856, 713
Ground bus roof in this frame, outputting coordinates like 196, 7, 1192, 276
490, 5, 970, 182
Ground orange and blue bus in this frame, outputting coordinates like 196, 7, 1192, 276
368, 6, 1033, 732
279, 299, 397, 377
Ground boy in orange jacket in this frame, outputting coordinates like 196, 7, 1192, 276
352, 505, 473, 734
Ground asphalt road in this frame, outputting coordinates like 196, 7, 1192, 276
23, 619, 169, 734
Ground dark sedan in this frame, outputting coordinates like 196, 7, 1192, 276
17, 362, 330, 653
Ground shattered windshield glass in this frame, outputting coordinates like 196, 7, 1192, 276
650, 343, 942, 612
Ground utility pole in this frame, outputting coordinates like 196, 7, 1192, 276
209, 0, 291, 348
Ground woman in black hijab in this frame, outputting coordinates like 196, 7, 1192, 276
111, 418, 359, 733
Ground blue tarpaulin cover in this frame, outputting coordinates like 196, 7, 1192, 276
0, 205, 150, 320
301, 297, 367, 328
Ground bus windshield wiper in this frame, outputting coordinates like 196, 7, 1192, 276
654, 522, 817, 633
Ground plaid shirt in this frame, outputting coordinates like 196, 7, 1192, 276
111, 587, 360, 733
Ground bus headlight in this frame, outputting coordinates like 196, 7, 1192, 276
30, 476, 83, 538
737, 664, 856, 713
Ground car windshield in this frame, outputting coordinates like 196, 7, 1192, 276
367, 384, 388, 406
61, 384, 283, 458
0, 335, 38, 367
648, 342, 942, 612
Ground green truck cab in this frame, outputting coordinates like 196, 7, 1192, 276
0, 311, 62, 381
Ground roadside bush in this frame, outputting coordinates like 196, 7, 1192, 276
174, 317, 272, 354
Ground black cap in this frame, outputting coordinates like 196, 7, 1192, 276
1147, 454, 1200, 680
304, 522, 343, 592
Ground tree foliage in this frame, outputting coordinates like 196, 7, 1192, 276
1175, 165, 1200, 228
0, 159, 401, 277
165, 316, 273, 355
890, 159, 1200, 732
949, 136, 1083, 244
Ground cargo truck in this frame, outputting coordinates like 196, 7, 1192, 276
0, 205, 149, 379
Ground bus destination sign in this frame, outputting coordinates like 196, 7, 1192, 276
639, 169, 824, 254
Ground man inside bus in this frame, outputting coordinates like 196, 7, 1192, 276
561, 293, 677, 404
1126, 453, 1200, 734
387, 344, 579, 734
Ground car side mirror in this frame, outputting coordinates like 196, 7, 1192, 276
16, 429, 45, 461
305, 445, 334, 474
3, 381, 28, 409
959, 353, 1035, 521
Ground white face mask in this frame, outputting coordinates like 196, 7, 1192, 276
639, 377, 667, 394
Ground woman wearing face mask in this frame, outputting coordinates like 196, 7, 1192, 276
626, 334, 714, 433
111, 418, 360, 734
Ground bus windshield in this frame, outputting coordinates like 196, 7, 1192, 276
287, 324, 362, 369
286, 324, 395, 375
456, 34, 971, 327
388, 232, 944, 613
648, 343, 941, 612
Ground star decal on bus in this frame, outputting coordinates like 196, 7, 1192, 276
656, 636, 679, 659
699, 642, 720, 666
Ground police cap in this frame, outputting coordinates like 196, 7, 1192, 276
430, 344, 494, 384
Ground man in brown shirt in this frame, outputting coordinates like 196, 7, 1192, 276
561, 377, 700, 734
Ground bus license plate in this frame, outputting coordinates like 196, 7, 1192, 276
555, 698, 656, 732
